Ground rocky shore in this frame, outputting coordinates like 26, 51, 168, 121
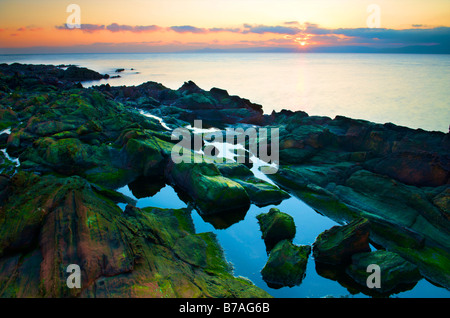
0, 63, 448, 297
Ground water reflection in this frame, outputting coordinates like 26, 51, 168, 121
115, 179, 449, 298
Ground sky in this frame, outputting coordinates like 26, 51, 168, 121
0, 0, 449, 53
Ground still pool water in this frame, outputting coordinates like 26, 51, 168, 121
116, 181, 450, 298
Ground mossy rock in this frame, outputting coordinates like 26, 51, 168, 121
0, 171, 270, 298
257, 208, 296, 251
235, 178, 290, 207
346, 250, 422, 294
313, 218, 370, 265
261, 240, 311, 288
166, 160, 250, 215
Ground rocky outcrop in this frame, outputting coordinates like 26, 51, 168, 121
0, 63, 109, 90
266, 110, 450, 290
1, 62, 449, 296
95, 80, 266, 127
0, 171, 270, 298
0, 63, 288, 298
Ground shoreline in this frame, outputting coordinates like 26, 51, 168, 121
1, 53, 449, 133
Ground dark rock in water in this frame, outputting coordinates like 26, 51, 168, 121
63, 66, 109, 81
257, 208, 296, 251
0, 63, 109, 88
313, 218, 371, 265
346, 250, 422, 294
261, 240, 311, 288
115, 68, 125, 73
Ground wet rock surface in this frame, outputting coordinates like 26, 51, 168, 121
346, 250, 422, 294
313, 218, 371, 265
261, 240, 311, 289
257, 208, 296, 251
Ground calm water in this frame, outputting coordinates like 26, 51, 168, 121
116, 182, 449, 298
0, 53, 449, 132
1, 53, 449, 297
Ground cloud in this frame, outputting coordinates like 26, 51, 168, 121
284, 21, 301, 26
106, 23, 161, 33
170, 25, 207, 34
55, 23, 161, 33
208, 27, 241, 33
45, 22, 450, 50
55, 24, 105, 33
243, 24, 301, 35
16, 26, 43, 32
330, 26, 450, 45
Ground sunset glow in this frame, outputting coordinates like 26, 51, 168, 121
1, 0, 449, 53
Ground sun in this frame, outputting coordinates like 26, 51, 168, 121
294, 34, 312, 46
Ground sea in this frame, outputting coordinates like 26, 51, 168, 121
1, 53, 449, 298
0, 53, 449, 132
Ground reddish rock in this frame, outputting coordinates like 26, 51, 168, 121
313, 218, 371, 265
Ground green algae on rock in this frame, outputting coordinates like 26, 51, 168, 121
257, 208, 296, 252
313, 218, 371, 265
261, 240, 311, 288
0, 171, 270, 298
346, 250, 422, 294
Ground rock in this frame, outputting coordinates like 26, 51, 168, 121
122, 136, 167, 177
172, 93, 217, 110
257, 208, 296, 251
165, 159, 251, 215
0, 171, 270, 298
218, 162, 290, 207
432, 188, 450, 218
178, 80, 203, 95
369, 151, 449, 187
346, 250, 422, 294
0, 108, 18, 129
235, 178, 290, 207
261, 240, 311, 288
63, 65, 109, 81
313, 218, 370, 265
336, 169, 450, 249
